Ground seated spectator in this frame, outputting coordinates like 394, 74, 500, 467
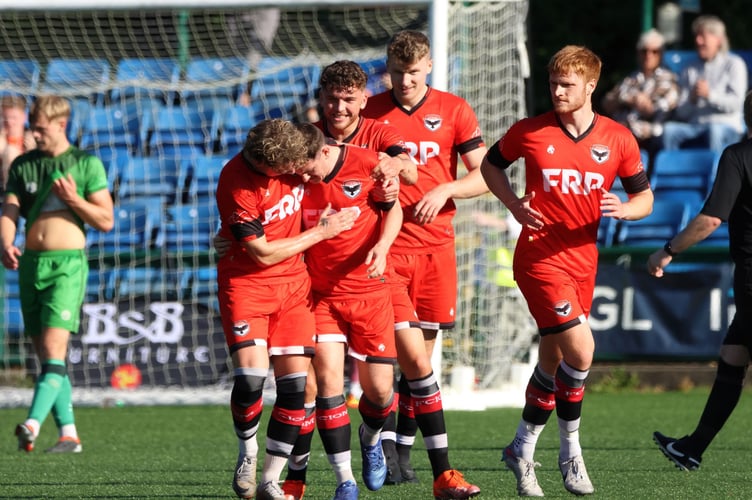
661, 15, 747, 153
601, 29, 679, 165
0, 95, 34, 199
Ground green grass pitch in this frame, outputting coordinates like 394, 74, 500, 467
1, 390, 751, 499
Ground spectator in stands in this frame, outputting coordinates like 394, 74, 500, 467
1, 95, 114, 454
649, 90, 752, 473
660, 15, 747, 153
0, 95, 35, 200
601, 28, 679, 166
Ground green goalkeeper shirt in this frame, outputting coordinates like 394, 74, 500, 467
5, 146, 109, 234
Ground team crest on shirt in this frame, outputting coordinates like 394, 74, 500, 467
233, 321, 250, 337
424, 114, 442, 131
590, 144, 610, 164
26, 181, 38, 194
342, 180, 362, 199
553, 300, 572, 317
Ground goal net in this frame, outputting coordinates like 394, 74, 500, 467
0, 0, 533, 409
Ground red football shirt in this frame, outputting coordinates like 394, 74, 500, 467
363, 87, 485, 253
215, 153, 307, 283
497, 111, 646, 278
316, 116, 406, 157
302, 144, 391, 296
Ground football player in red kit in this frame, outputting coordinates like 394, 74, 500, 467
215, 119, 357, 500
295, 123, 402, 499
362, 29, 485, 499
281, 59, 413, 500
480, 45, 654, 497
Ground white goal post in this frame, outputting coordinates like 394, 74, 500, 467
0, 0, 533, 409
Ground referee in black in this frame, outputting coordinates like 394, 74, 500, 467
647, 89, 752, 472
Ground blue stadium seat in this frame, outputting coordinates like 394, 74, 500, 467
250, 57, 320, 119
651, 148, 718, 201
115, 156, 183, 204
78, 103, 143, 152
358, 57, 388, 96
67, 99, 91, 145
615, 199, 691, 247
180, 56, 250, 104
146, 104, 221, 157
83, 145, 131, 183
41, 58, 111, 106
218, 103, 265, 153
179, 266, 219, 310
0, 59, 40, 99
114, 266, 183, 301
3, 296, 24, 338
85, 268, 116, 302
87, 198, 163, 254
181, 155, 230, 201
3, 269, 19, 298
597, 216, 617, 248
662, 50, 699, 75
111, 58, 180, 104
181, 266, 218, 300
158, 202, 220, 253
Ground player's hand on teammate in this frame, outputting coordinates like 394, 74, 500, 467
213, 232, 231, 259
508, 191, 544, 231
317, 203, 357, 239
371, 153, 402, 180
373, 176, 400, 203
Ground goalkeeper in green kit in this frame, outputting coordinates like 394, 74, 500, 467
1, 95, 114, 453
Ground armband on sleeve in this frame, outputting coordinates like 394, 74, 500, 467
485, 140, 513, 169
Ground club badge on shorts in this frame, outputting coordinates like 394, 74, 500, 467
233, 321, 250, 337
553, 300, 572, 317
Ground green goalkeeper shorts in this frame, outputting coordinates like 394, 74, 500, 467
18, 249, 88, 336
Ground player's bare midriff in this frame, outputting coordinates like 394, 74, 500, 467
25, 210, 85, 251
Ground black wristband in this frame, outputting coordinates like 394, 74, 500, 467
663, 241, 678, 257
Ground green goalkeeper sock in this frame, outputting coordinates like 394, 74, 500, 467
28, 360, 67, 425
52, 373, 75, 428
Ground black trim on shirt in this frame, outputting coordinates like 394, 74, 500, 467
457, 136, 484, 156
389, 86, 431, 115
323, 145, 345, 183
375, 200, 396, 211
555, 113, 598, 143
385, 144, 407, 157
230, 218, 264, 241
485, 139, 513, 170
621, 170, 651, 194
